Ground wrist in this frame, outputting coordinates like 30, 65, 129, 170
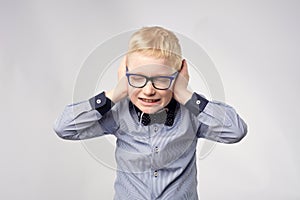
174, 89, 193, 104
106, 89, 127, 103
105, 90, 117, 103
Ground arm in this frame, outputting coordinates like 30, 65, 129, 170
53, 57, 129, 140
185, 93, 247, 143
173, 60, 247, 144
53, 92, 119, 140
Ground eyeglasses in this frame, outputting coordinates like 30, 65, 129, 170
125, 66, 178, 90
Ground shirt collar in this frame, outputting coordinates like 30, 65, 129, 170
130, 98, 178, 126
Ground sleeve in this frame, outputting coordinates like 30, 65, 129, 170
53, 92, 119, 140
185, 93, 248, 144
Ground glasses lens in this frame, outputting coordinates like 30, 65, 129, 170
129, 75, 146, 87
153, 77, 171, 90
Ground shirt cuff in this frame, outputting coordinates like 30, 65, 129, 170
89, 91, 114, 115
184, 92, 209, 116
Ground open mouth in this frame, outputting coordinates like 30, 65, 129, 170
139, 98, 160, 103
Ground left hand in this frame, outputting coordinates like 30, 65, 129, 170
173, 59, 193, 104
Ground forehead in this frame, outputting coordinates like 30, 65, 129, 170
127, 53, 175, 74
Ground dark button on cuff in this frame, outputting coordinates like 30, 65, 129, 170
96, 99, 102, 104
185, 92, 209, 116
89, 92, 114, 115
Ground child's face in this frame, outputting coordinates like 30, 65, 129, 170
127, 53, 177, 114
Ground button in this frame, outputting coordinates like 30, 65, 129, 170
96, 99, 102, 104
154, 146, 159, 153
154, 127, 158, 132
196, 100, 201, 105
153, 170, 158, 177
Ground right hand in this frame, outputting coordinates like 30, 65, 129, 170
106, 56, 128, 103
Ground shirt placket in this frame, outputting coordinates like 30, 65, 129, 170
150, 124, 162, 199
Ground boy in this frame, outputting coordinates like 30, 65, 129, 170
54, 26, 247, 200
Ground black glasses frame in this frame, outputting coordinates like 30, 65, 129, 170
125, 66, 178, 90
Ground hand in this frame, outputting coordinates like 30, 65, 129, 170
106, 56, 128, 103
173, 59, 193, 104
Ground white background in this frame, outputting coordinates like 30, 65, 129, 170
1, 0, 299, 199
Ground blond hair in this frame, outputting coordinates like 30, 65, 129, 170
127, 26, 182, 70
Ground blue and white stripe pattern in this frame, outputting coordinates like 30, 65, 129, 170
53, 92, 247, 200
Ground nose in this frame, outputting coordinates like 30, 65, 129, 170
142, 81, 156, 96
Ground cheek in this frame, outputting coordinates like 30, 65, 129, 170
160, 90, 173, 102
128, 88, 139, 101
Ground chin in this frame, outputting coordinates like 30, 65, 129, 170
139, 105, 164, 114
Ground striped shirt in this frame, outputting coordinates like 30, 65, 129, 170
53, 92, 247, 200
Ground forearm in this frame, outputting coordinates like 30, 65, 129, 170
53, 92, 118, 140
198, 101, 247, 143
184, 92, 247, 143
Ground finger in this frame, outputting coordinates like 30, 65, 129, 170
179, 59, 189, 79
118, 56, 127, 80
121, 56, 127, 66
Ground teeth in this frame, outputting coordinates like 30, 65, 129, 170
142, 98, 157, 103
